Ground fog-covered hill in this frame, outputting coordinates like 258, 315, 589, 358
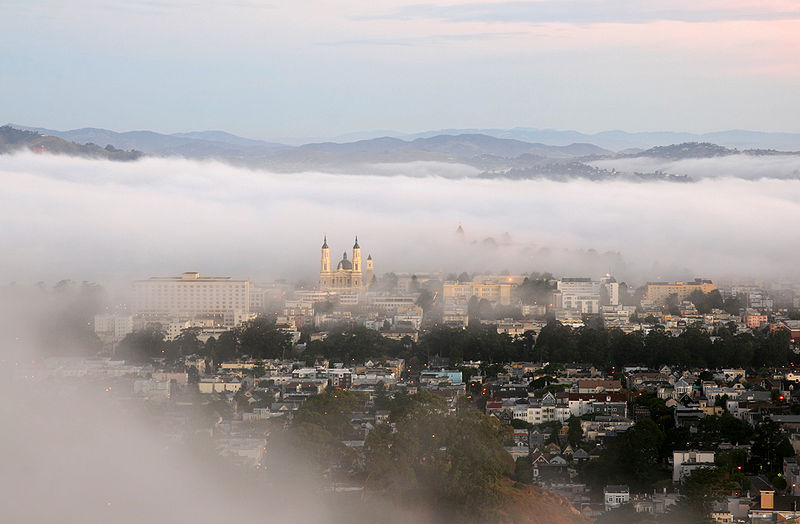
5, 123, 800, 182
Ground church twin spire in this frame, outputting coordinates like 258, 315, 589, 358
319, 235, 371, 291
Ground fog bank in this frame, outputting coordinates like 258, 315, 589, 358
1, 152, 799, 286
592, 154, 800, 180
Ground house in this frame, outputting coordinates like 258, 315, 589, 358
748, 489, 800, 522
674, 378, 692, 398
604, 485, 630, 511
577, 379, 622, 394
531, 452, 549, 479
673, 450, 715, 483
573, 448, 590, 463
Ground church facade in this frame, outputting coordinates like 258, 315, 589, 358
319, 236, 374, 290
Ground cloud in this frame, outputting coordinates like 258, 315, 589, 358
0, 285, 428, 524
2, 152, 800, 290
591, 154, 800, 180
374, 1, 800, 25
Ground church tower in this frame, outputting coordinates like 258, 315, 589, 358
365, 254, 374, 289
352, 236, 362, 288
320, 235, 331, 288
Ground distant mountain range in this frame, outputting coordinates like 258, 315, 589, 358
8, 124, 290, 157
3, 123, 800, 181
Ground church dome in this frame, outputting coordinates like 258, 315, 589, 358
337, 252, 352, 270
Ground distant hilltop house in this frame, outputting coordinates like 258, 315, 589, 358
319, 236, 375, 291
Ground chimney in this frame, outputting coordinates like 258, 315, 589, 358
761, 490, 774, 510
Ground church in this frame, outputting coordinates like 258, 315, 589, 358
319, 236, 374, 290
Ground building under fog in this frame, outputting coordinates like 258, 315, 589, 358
646, 279, 715, 304
556, 278, 602, 314
442, 278, 515, 306
133, 272, 251, 329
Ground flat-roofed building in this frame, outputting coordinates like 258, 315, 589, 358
443, 278, 514, 306
557, 278, 601, 314
646, 279, 715, 304
133, 272, 250, 328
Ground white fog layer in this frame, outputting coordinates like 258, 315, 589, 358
1, 152, 799, 286
592, 154, 800, 180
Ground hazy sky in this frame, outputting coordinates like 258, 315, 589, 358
2, 0, 799, 139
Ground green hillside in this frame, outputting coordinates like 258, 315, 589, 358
0, 125, 143, 161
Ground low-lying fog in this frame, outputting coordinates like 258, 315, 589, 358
2, 151, 799, 287
592, 154, 800, 180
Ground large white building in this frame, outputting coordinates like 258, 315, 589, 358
557, 278, 601, 314
94, 314, 134, 341
133, 272, 250, 329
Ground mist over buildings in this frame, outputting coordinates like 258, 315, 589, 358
592, 154, 800, 181
2, 151, 800, 290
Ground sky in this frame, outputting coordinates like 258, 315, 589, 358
3, 151, 800, 292
2, 0, 799, 139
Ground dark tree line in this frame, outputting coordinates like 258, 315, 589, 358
117, 316, 793, 373
534, 321, 793, 370
117, 317, 292, 363
304, 326, 406, 363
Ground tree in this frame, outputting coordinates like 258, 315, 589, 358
238, 317, 292, 359
116, 326, 165, 362
584, 418, 666, 491
513, 277, 556, 306
752, 418, 794, 474
409, 274, 420, 293
212, 330, 239, 364
675, 466, 744, 521
167, 327, 201, 362
567, 416, 583, 447
416, 289, 434, 313
688, 289, 724, 314
365, 394, 514, 516
513, 456, 533, 484
289, 390, 368, 471
373, 380, 390, 411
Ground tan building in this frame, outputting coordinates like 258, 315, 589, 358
646, 279, 715, 304
319, 236, 374, 291
443, 278, 514, 306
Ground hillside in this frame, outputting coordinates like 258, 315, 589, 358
630, 142, 736, 159
0, 126, 142, 160
6, 123, 799, 182
7, 124, 290, 158
493, 482, 590, 524
299, 133, 611, 159
627, 141, 799, 160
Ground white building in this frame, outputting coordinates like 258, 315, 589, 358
133, 272, 250, 328
601, 305, 636, 329
557, 278, 601, 314
94, 314, 134, 341
604, 485, 630, 511
512, 393, 571, 425
673, 450, 716, 482
601, 275, 620, 306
